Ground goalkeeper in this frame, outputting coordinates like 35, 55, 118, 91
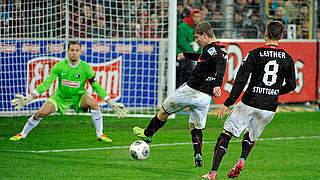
10, 41, 127, 143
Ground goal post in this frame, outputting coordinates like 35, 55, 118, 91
0, 0, 175, 117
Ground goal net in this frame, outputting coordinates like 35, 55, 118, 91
0, 0, 172, 117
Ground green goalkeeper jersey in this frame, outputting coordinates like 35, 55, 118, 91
35, 58, 108, 99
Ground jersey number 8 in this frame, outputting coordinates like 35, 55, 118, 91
263, 60, 279, 86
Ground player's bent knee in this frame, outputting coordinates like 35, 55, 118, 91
84, 95, 99, 110
80, 95, 97, 110
157, 108, 170, 121
90, 101, 99, 110
35, 111, 47, 118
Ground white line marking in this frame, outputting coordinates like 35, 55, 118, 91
4, 136, 320, 153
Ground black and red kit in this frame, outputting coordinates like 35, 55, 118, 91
183, 41, 227, 97
224, 45, 297, 111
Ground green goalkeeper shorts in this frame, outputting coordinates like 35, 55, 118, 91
47, 93, 86, 115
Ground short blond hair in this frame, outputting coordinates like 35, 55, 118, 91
193, 21, 215, 38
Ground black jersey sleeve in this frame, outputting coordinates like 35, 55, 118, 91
279, 56, 297, 95
224, 53, 254, 107
213, 55, 227, 87
183, 52, 201, 60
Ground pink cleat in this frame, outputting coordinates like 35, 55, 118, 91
227, 159, 245, 178
201, 172, 217, 179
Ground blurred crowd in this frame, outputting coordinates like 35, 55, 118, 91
0, 0, 318, 39
0, 0, 169, 38
178, 0, 318, 39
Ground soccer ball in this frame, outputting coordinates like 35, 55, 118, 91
129, 140, 150, 160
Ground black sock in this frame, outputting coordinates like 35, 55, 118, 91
240, 132, 255, 160
191, 129, 203, 156
144, 114, 166, 137
211, 133, 231, 171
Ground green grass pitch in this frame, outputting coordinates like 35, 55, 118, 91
0, 112, 319, 179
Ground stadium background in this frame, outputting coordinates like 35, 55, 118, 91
1, 0, 320, 117
0, 0, 319, 179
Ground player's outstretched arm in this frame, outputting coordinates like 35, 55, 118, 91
11, 62, 57, 110
105, 97, 128, 118
183, 52, 201, 61
35, 63, 59, 95
11, 93, 36, 110
217, 104, 228, 119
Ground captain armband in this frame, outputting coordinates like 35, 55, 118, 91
88, 76, 96, 84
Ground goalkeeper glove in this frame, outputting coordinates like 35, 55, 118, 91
106, 99, 128, 118
11, 94, 34, 110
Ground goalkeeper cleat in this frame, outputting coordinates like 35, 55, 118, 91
194, 153, 204, 167
201, 171, 217, 179
98, 134, 112, 143
227, 159, 245, 178
9, 133, 23, 141
133, 127, 152, 143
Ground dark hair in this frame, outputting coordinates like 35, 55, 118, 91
266, 21, 283, 40
193, 21, 215, 38
68, 41, 81, 49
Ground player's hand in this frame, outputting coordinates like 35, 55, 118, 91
217, 104, 228, 119
106, 99, 128, 118
213, 86, 221, 97
177, 53, 185, 61
11, 94, 33, 110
